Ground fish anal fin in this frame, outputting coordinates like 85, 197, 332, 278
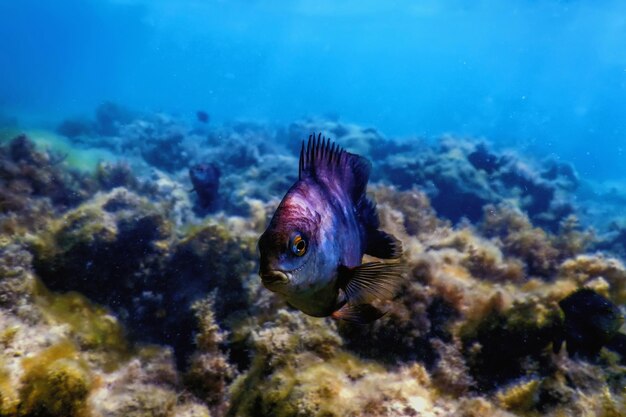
332, 303, 385, 324
338, 261, 405, 305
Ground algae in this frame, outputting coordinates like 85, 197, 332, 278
0, 360, 18, 417
18, 341, 92, 417
34, 283, 129, 370
22, 129, 117, 172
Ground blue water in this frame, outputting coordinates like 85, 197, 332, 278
1, 0, 625, 180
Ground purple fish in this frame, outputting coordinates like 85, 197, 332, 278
189, 163, 220, 209
258, 133, 404, 323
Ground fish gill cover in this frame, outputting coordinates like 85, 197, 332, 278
0, 1, 625, 417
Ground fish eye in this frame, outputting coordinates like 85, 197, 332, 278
291, 233, 307, 257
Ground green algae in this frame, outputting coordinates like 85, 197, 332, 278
0, 127, 21, 144
21, 129, 116, 172
1, 128, 116, 172
18, 341, 92, 417
34, 281, 129, 371
460, 299, 563, 390
0, 360, 18, 417
495, 378, 540, 413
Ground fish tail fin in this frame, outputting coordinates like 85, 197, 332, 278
332, 303, 386, 324
357, 196, 403, 259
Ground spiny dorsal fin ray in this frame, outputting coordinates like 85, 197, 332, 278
299, 132, 371, 202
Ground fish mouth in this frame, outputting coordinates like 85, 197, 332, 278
260, 270, 290, 285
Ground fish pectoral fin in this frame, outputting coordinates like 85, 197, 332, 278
332, 303, 385, 324
365, 229, 403, 259
338, 261, 405, 305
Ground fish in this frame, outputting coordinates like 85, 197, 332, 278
555, 288, 625, 359
257, 133, 404, 323
196, 110, 210, 123
189, 163, 220, 209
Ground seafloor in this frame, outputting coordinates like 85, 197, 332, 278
0, 104, 624, 417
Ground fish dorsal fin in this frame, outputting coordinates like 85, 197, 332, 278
299, 133, 371, 202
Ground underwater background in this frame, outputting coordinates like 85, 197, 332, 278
0, 1, 625, 416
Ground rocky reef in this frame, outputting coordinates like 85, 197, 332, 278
0, 110, 624, 417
